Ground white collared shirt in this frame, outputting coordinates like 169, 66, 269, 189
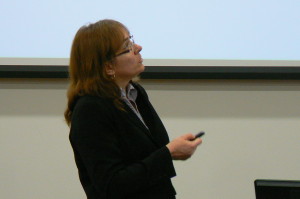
120, 84, 148, 129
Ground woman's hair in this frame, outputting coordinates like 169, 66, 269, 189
64, 19, 129, 126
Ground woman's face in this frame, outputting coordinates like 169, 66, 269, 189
113, 32, 144, 82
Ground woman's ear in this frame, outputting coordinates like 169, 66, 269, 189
105, 63, 115, 76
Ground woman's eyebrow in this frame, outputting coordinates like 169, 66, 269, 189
123, 36, 130, 41
123, 35, 132, 41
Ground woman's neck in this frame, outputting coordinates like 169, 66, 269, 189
115, 78, 130, 90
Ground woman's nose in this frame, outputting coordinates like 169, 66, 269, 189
134, 44, 142, 54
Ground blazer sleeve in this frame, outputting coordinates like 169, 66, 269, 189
70, 97, 176, 198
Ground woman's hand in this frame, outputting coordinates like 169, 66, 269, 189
166, 133, 202, 160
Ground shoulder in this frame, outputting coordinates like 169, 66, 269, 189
75, 95, 108, 107
73, 95, 114, 117
70, 95, 118, 131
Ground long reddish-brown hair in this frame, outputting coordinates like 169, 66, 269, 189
64, 19, 128, 126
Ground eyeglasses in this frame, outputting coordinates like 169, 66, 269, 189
116, 35, 135, 56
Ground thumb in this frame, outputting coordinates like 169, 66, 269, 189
192, 138, 202, 146
181, 133, 195, 140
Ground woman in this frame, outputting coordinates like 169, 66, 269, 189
64, 19, 202, 199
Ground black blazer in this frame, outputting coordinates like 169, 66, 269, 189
69, 83, 176, 199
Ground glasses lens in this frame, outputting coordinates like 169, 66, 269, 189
129, 35, 134, 44
116, 35, 135, 56
129, 35, 135, 51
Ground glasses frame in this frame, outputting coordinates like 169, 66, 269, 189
116, 35, 135, 57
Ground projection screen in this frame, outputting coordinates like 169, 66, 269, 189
0, 0, 299, 67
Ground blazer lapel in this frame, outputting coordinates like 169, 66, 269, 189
123, 102, 150, 132
133, 83, 170, 147
122, 102, 160, 146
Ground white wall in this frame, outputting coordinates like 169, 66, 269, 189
1, 78, 300, 199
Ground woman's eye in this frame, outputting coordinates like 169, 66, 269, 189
125, 40, 134, 50
116, 40, 133, 56
123, 41, 130, 48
